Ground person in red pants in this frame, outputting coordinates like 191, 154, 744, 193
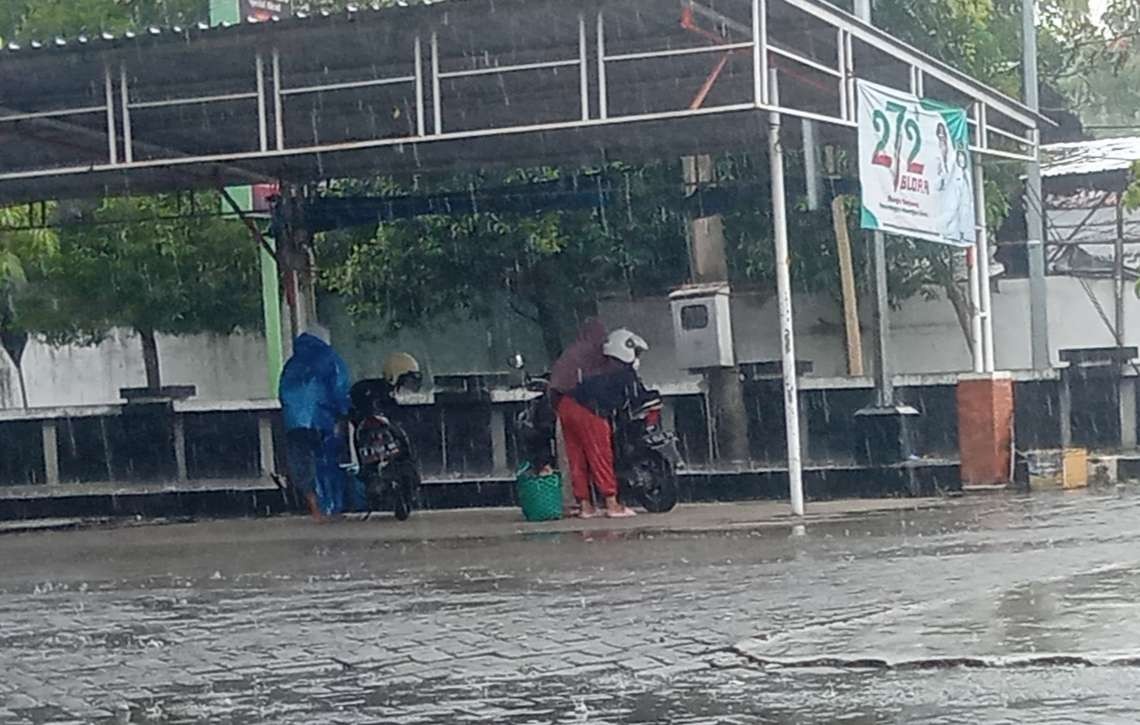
558, 328, 649, 519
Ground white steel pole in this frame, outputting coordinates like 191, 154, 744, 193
119, 64, 133, 163
974, 154, 995, 372
431, 32, 442, 135
104, 66, 118, 164
752, 0, 767, 105
579, 14, 590, 121
768, 69, 805, 517
414, 35, 426, 136
968, 246, 984, 373
256, 52, 268, 152
596, 11, 608, 119
272, 49, 285, 150
1023, 0, 1050, 369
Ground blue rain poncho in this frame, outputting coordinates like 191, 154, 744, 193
279, 333, 365, 515
279, 333, 352, 434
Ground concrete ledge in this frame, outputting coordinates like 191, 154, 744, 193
0, 404, 122, 422
0, 499, 945, 543
0, 461, 960, 521
0, 458, 960, 498
0, 477, 278, 500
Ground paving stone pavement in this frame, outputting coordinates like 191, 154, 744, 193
0, 509, 876, 724
9, 493, 1140, 723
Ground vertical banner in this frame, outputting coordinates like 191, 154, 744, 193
857, 80, 975, 247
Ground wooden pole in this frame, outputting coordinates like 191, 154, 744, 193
831, 195, 864, 376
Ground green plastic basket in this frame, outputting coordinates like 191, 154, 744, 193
516, 465, 564, 522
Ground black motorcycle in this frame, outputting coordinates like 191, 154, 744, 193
347, 379, 420, 521
612, 388, 682, 513
513, 359, 682, 513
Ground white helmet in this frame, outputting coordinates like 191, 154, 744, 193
603, 329, 649, 365
382, 352, 423, 391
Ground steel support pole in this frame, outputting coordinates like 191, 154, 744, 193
103, 67, 118, 164
768, 70, 805, 517
871, 231, 894, 404
1116, 191, 1126, 345
414, 35, 426, 136
579, 14, 590, 121
431, 32, 442, 134
272, 49, 285, 150
752, 0, 767, 105
853, 0, 894, 405
802, 118, 821, 211
968, 246, 984, 373
256, 52, 268, 152
119, 65, 133, 163
1023, 0, 1050, 369
974, 156, 995, 372
596, 12, 608, 119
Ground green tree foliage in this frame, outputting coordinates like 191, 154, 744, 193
2, 3, 262, 394
1126, 161, 1140, 296
0, 207, 58, 407
1066, 0, 1140, 132
2, 0, 204, 42
320, 167, 689, 359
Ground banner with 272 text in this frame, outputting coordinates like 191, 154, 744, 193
857, 80, 976, 248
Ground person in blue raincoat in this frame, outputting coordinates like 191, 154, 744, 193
279, 323, 365, 519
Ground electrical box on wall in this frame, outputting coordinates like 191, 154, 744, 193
669, 283, 735, 369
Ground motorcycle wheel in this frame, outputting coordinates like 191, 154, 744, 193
390, 460, 419, 522
631, 455, 679, 513
393, 490, 412, 521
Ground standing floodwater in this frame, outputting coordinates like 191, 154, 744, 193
5, 492, 1140, 723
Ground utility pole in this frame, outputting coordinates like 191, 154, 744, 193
853, 0, 891, 405
857, 0, 893, 408
683, 155, 751, 463
850, 0, 918, 465
1023, 0, 1051, 369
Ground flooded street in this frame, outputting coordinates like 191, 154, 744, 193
6, 491, 1140, 723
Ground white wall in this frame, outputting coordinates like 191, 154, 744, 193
0, 329, 270, 408
2, 275, 1135, 409
891, 276, 1137, 374
604, 276, 1140, 388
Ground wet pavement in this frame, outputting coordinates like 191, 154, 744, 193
4, 491, 1140, 723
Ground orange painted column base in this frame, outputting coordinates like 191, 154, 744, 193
956, 373, 1014, 490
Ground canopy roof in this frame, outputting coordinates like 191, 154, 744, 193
0, 0, 1042, 203
1040, 136, 1140, 193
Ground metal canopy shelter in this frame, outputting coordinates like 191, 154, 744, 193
1039, 137, 1140, 349
1, 0, 1038, 202
0, 0, 1042, 514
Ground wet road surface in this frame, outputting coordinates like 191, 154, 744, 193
4, 491, 1140, 723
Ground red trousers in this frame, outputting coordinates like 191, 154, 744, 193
557, 396, 618, 500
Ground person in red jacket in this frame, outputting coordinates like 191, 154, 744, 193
558, 328, 648, 519
550, 318, 608, 400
